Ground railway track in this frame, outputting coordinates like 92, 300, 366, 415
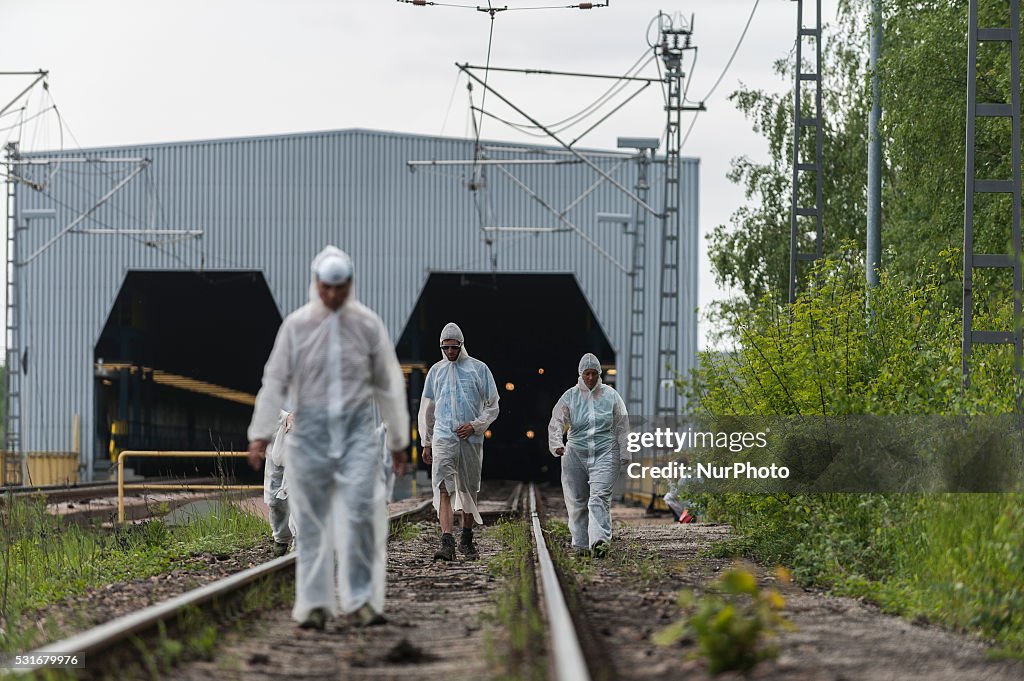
1, 477, 246, 525
14, 484, 1024, 680
8, 481, 601, 681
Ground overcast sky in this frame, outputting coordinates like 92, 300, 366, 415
1, 0, 844, 350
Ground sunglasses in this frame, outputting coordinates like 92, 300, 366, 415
440, 344, 462, 351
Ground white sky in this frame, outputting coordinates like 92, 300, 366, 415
0, 0, 844, 351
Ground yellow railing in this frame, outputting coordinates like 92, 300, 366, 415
117, 450, 261, 524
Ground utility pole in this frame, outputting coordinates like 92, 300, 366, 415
866, 0, 883, 290
618, 137, 659, 418
655, 14, 702, 417
0, 70, 47, 486
3, 142, 22, 486
789, 0, 824, 303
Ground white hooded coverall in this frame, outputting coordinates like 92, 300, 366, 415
248, 246, 409, 622
548, 353, 630, 549
417, 323, 500, 525
263, 409, 296, 544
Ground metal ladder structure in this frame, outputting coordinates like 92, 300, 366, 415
789, 0, 824, 304
962, 0, 1022, 395
655, 18, 699, 417
4, 142, 22, 486
626, 148, 652, 417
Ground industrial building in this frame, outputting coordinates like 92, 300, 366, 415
4, 127, 698, 483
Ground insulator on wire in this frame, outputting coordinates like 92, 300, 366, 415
578, 2, 594, 8
412, 0, 428, 5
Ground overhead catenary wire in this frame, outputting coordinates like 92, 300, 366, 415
21, 82, 206, 257
695, 0, 760, 104
439, 70, 465, 136
401, 0, 615, 152
483, 48, 654, 135
407, 3, 671, 276
473, 106, 552, 138
473, 1, 497, 164
676, 0, 761, 149
467, 45, 658, 153
0, 106, 27, 121
45, 94, 66, 189
31, 179, 211, 276
396, 0, 609, 10
681, 47, 698, 108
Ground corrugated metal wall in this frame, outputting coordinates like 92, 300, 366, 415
12, 128, 698, 477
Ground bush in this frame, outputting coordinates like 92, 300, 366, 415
689, 248, 1024, 655
655, 567, 790, 675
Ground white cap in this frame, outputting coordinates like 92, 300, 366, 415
315, 254, 352, 285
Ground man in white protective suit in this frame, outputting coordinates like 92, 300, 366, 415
418, 322, 500, 562
548, 353, 630, 558
247, 246, 409, 631
264, 409, 296, 557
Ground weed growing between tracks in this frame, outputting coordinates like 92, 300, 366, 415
545, 519, 662, 587
389, 517, 422, 542
0, 491, 268, 657
484, 518, 545, 681
655, 566, 791, 675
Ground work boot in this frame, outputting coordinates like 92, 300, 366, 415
272, 541, 290, 557
591, 540, 610, 559
353, 603, 387, 627
298, 607, 328, 631
459, 527, 479, 559
433, 533, 456, 561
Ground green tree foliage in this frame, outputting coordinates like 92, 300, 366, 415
710, 0, 1022, 319
693, 0, 1024, 660
695, 248, 1019, 416
708, 2, 869, 314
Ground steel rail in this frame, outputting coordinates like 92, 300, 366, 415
0, 477, 219, 505
10, 498, 433, 675
529, 483, 592, 681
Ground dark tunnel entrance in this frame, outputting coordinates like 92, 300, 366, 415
94, 271, 281, 479
395, 273, 615, 484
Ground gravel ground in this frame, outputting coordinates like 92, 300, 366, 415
540, 485, 1024, 681
167, 520, 506, 681
30, 480, 1024, 681
162, 484, 522, 681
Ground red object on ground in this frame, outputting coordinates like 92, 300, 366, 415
679, 510, 695, 524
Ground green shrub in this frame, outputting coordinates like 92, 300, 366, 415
689, 248, 1024, 656
655, 567, 790, 675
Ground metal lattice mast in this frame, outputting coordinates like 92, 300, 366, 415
626, 148, 652, 417
4, 142, 22, 486
655, 19, 696, 417
789, 0, 824, 304
962, 0, 1022, 396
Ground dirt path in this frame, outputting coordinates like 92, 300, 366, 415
552, 498, 1024, 681
167, 519, 503, 681
166, 483, 524, 681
